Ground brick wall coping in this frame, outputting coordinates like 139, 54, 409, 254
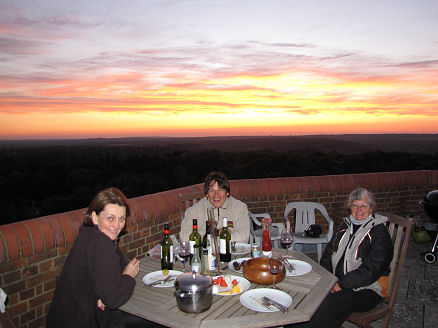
1, 170, 437, 264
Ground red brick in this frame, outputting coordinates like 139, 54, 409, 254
3, 269, 22, 284
3, 279, 26, 295
34, 219, 56, 250
56, 214, 76, 244
23, 220, 45, 255
12, 222, 34, 257
27, 248, 57, 265
29, 291, 54, 308
22, 265, 38, 278
0, 235, 6, 264
44, 278, 57, 292
41, 215, 65, 247
0, 225, 20, 260
20, 287, 35, 300
20, 308, 36, 325
28, 316, 46, 328
9, 301, 27, 317
27, 269, 60, 288
39, 259, 53, 273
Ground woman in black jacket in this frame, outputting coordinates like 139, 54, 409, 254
288, 188, 393, 328
46, 187, 140, 328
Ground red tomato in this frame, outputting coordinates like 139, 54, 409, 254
220, 280, 228, 287
216, 276, 223, 283
214, 279, 219, 285
232, 279, 238, 285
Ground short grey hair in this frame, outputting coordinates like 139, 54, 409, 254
348, 188, 375, 209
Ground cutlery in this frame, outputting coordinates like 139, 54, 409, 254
280, 257, 294, 272
249, 296, 274, 311
262, 296, 289, 313
146, 275, 176, 287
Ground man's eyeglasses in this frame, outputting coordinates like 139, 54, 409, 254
351, 204, 371, 211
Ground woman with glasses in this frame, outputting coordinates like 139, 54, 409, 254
287, 188, 394, 328
46, 187, 141, 328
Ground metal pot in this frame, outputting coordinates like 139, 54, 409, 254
174, 272, 213, 313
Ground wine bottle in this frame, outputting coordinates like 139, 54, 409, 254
189, 218, 201, 257
191, 244, 201, 273
219, 217, 231, 262
160, 223, 173, 270
203, 222, 217, 272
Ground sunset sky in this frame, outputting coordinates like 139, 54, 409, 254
1, 0, 437, 139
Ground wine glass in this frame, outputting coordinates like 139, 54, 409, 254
281, 227, 293, 257
269, 254, 284, 289
178, 241, 190, 272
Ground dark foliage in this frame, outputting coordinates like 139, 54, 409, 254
1, 138, 437, 224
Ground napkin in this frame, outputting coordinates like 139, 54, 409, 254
0, 288, 6, 313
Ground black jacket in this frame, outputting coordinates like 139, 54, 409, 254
46, 225, 136, 328
320, 214, 393, 291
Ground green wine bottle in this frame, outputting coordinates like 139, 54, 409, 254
219, 217, 231, 262
161, 223, 173, 270
189, 218, 201, 257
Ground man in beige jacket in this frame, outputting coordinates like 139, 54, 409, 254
180, 171, 250, 243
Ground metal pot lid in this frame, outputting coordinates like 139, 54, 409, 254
175, 272, 213, 292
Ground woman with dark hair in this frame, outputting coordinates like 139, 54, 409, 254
46, 187, 140, 328
180, 171, 250, 243
287, 188, 394, 328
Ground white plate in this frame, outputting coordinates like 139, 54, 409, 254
227, 257, 251, 273
240, 288, 292, 312
212, 275, 250, 296
142, 270, 183, 288
285, 259, 312, 276
232, 243, 251, 255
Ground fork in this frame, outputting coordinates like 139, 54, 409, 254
145, 275, 174, 287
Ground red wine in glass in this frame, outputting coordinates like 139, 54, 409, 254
178, 241, 191, 272
269, 256, 283, 289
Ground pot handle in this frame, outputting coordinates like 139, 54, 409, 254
174, 290, 193, 298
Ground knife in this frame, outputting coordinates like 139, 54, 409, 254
262, 296, 289, 313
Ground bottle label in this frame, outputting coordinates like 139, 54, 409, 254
253, 248, 260, 258
169, 245, 173, 263
219, 239, 226, 254
209, 256, 217, 270
191, 263, 200, 273
262, 250, 272, 256
189, 240, 196, 254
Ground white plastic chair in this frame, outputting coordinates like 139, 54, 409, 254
284, 201, 333, 261
249, 212, 284, 248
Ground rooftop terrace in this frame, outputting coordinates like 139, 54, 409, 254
1, 170, 437, 327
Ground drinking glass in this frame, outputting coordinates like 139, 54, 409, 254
268, 254, 284, 289
281, 227, 293, 256
178, 241, 190, 272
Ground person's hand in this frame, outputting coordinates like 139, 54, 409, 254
123, 257, 140, 278
97, 299, 105, 311
330, 282, 342, 293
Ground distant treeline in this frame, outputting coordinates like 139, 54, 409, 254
1, 145, 437, 224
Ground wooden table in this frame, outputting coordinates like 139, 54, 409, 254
120, 250, 337, 328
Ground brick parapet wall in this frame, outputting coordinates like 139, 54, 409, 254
0, 170, 437, 327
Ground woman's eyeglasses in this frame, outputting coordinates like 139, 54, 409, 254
351, 204, 371, 211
